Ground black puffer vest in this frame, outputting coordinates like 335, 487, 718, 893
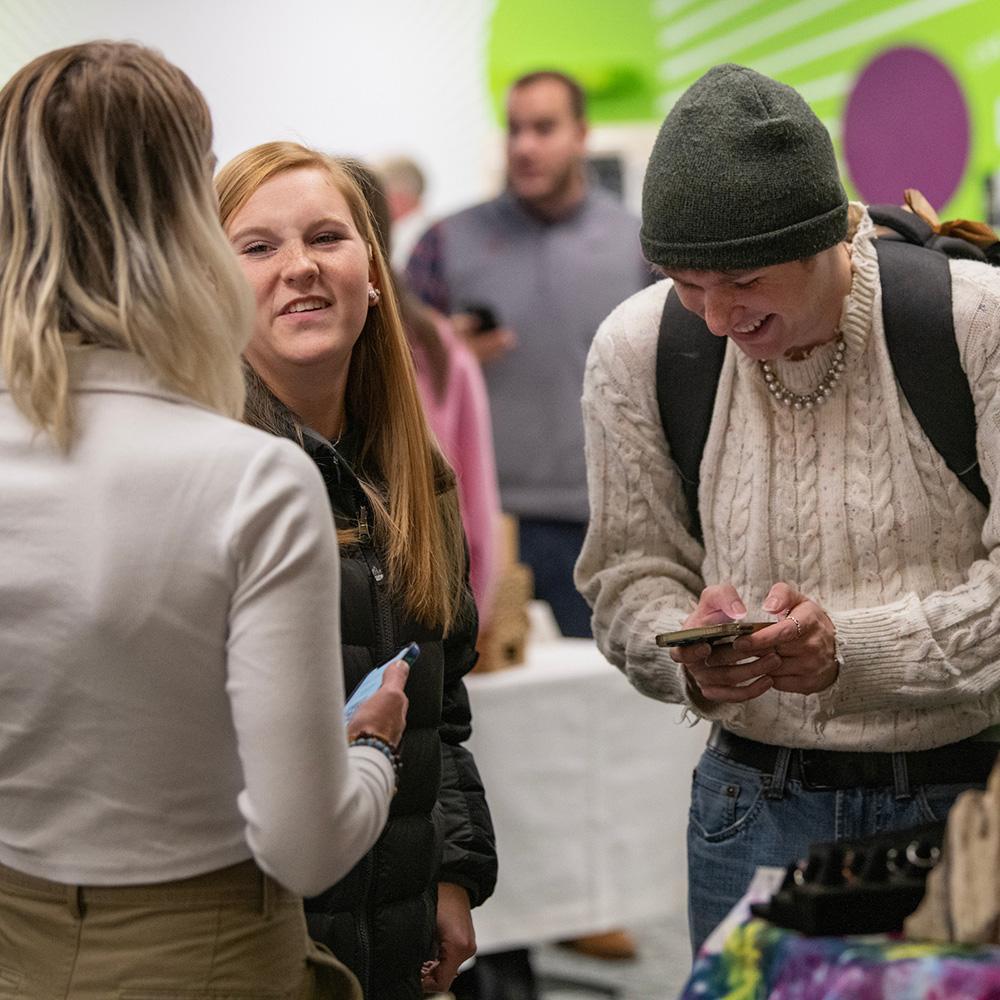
299, 430, 496, 1000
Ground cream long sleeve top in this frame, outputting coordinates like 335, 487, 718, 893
577, 210, 1000, 751
0, 347, 394, 894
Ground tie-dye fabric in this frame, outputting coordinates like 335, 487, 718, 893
680, 919, 1000, 999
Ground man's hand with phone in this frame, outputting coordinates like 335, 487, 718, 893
669, 582, 838, 703
451, 307, 517, 365
345, 647, 413, 746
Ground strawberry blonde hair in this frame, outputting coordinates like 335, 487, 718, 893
216, 142, 466, 633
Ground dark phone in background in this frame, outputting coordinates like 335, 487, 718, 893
459, 303, 500, 334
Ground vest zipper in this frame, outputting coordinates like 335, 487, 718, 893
357, 506, 384, 581
357, 504, 394, 658
355, 505, 392, 995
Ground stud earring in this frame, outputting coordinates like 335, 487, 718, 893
368, 286, 381, 305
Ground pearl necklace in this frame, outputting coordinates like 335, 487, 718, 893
759, 336, 846, 410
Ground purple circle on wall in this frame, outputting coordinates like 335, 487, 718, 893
843, 47, 970, 211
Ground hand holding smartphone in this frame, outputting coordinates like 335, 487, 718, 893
458, 303, 499, 335
344, 642, 420, 724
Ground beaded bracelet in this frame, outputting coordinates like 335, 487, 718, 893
350, 732, 402, 787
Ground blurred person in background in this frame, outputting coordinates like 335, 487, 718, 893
217, 142, 497, 1000
381, 154, 432, 270
0, 41, 403, 1000
406, 69, 652, 644
346, 157, 500, 629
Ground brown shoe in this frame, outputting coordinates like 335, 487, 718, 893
557, 929, 638, 960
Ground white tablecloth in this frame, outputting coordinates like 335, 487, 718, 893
466, 638, 708, 953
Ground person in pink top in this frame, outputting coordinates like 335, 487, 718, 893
345, 160, 501, 626
410, 313, 500, 625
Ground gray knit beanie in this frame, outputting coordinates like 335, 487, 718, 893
641, 64, 848, 271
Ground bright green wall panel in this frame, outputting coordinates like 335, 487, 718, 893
489, 0, 1000, 219
488, 1, 661, 121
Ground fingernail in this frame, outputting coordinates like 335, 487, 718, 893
763, 597, 780, 611
730, 600, 746, 617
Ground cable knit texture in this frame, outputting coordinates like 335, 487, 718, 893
577, 208, 1000, 751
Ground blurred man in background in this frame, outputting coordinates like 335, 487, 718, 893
407, 69, 651, 642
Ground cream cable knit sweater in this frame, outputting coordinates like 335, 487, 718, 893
577, 210, 1000, 751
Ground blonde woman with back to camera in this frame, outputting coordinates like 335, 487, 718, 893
0, 42, 406, 1000
216, 143, 497, 1000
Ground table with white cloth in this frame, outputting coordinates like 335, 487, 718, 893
465, 635, 709, 954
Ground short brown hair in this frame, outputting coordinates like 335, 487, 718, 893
510, 70, 587, 121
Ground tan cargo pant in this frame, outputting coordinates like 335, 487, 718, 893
0, 859, 360, 1000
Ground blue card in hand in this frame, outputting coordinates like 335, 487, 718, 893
343, 642, 420, 724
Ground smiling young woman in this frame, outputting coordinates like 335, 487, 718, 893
225, 166, 373, 438
216, 143, 497, 1000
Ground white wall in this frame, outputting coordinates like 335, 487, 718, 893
0, 0, 500, 218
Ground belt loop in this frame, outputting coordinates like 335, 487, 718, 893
892, 752, 912, 800
258, 869, 272, 920
764, 746, 792, 800
66, 884, 84, 920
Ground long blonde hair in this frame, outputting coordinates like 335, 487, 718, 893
216, 142, 466, 633
0, 41, 252, 448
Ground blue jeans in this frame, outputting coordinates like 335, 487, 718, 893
518, 518, 592, 638
686, 744, 983, 953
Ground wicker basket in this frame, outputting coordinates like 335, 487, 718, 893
474, 515, 533, 673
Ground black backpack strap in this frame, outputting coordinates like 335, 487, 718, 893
875, 239, 989, 507
655, 288, 726, 545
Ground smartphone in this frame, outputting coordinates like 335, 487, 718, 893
655, 622, 771, 648
343, 642, 420, 724
460, 303, 499, 334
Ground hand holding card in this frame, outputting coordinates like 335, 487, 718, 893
344, 642, 419, 727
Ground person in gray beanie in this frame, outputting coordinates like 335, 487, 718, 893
575, 62, 1000, 953
640, 63, 848, 271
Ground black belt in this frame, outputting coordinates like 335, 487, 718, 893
708, 725, 998, 791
